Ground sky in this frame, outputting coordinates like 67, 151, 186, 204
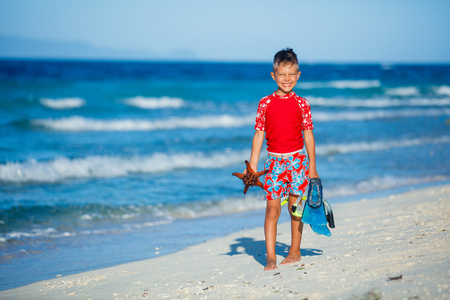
0, 0, 449, 63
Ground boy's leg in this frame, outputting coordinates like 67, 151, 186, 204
264, 197, 281, 271
280, 193, 303, 265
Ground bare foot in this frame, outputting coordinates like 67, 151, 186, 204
264, 260, 277, 271
280, 252, 301, 265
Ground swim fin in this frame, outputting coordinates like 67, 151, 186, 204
307, 200, 335, 236
310, 222, 331, 237
301, 178, 327, 225
301, 178, 334, 237
323, 199, 335, 228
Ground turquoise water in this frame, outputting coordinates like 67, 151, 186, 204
0, 60, 449, 290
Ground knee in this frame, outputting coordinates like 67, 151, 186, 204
265, 206, 281, 220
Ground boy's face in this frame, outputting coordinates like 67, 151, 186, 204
271, 63, 301, 95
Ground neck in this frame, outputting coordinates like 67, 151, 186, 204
275, 90, 294, 96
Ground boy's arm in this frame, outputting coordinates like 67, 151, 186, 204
248, 130, 265, 172
304, 129, 319, 179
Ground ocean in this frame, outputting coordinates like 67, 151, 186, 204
0, 59, 449, 290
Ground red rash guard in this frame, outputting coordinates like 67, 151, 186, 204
255, 92, 314, 154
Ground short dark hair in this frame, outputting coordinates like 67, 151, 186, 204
273, 48, 299, 72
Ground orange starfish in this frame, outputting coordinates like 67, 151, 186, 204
232, 160, 268, 194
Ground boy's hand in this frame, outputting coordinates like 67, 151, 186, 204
243, 163, 258, 174
232, 161, 268, 194
309, 169, 319, 179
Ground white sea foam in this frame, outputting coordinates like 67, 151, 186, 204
434, 85, 450, 96
2, 135, 449, 184
31, 107, 450, 132
39, 98, 86, 109
1, 228, 77, 242
309, 97, 450, 108
385, 86, 420, 97
123, 96, 184, 109
326, 175, 448, 199
154, 194, 267, 219
0, 195, 266, 242
32, 115, 254, 131
3, 228, 73, 241
0, 149, 249, 183
300, 80, 381, 89
2, 175, 447, 243
313, 108, 450, 122
316, 136, 450, 156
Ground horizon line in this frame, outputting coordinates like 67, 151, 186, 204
1, 56, 450, 66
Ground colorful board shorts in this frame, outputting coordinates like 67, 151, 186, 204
263, 149, 310, 201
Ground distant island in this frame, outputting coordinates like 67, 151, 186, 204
0, 34, 199, 61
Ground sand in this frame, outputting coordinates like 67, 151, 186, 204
1, 184, 449, 299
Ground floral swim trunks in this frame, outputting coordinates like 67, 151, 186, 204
263, 149, 310, 201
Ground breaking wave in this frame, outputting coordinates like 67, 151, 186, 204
0, 193, 266, 244
1, 175, 447, 244
31, 115, 254, 131
300, 80, 381, 89
434, 85, 450, 97
39, 98, 86, 109
309, 97, 450, 108
30, 108, 450, 132
0, 149, 248, 183
327, 175, 449, 199
316, 136, 450, 156
384, 87, 420, 97
122, 96, 184, 109
2, 135, 448, 184
313, 108, 450, 122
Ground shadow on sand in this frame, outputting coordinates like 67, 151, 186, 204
224, 237, 323, 266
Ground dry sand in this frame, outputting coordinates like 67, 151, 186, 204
1, 184, 449, 299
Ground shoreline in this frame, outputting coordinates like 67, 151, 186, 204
1, 183, 449, 299
0, 180, 448, 291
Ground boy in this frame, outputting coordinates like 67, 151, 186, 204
248, 48, 319, 271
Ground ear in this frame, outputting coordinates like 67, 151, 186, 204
271, 72, 276, 81
297, 71, 301, 79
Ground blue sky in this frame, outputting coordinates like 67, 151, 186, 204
0, 0, 449, 63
